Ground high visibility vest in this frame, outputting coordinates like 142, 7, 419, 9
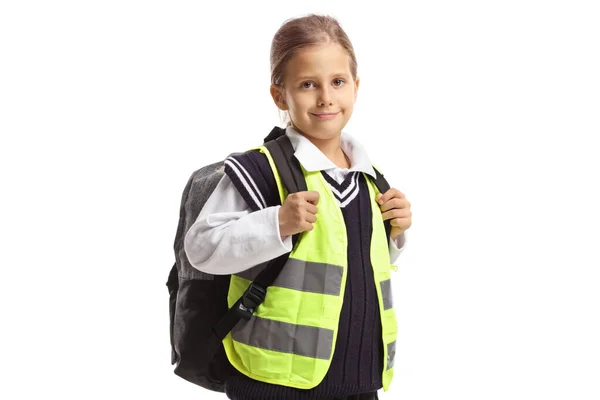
222, 145, 398, 391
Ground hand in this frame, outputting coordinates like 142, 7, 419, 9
376, 188, 412, 241
278, 191, 320, 237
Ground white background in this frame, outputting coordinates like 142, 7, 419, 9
1, 1, 599, 399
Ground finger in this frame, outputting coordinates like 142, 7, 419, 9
381, 208, 407, 221
305, 212, 317, 224
301, 221, 315, 231
390, 217, 404, 227
383, 188, 405, 203
303, 190, 320, 205
378, 188, 405, 205
305, 202, 318, 215
379, 198, 406, 212
390, 217, 411, 230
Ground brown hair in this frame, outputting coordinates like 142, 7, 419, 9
270, 14, 358, 127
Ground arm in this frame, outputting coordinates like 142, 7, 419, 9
377, 185, 411, 267
389, 230, 407, 266
184, 174, 292, 275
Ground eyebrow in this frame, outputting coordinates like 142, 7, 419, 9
294, 73, 350, 82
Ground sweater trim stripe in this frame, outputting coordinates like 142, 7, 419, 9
224, 157, 266, 210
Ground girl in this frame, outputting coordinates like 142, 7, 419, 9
184, 14, 412, 400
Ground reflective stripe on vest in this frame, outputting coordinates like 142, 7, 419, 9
221, 145, 398, 391
236, 258, 344, 296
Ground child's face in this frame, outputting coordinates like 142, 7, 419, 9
271, 42, 359, 143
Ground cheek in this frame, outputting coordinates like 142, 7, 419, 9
290, 96, 312, 112
341, 100, 354, 113
340, 91, 356, 109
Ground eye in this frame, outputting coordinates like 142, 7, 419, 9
300, 79, 346, 89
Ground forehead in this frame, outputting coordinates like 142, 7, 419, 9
285, 42, 352, 80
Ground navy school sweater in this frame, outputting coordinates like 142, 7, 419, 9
223, 149, 383, 400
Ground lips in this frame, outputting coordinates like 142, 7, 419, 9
312, 112, 339, 116
311, 112, 339, 120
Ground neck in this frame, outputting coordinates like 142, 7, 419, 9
302, 133, 350, 169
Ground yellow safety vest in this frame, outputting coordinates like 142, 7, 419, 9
222, 145, 398, 391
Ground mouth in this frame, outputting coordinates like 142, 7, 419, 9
311, 112, 340, 119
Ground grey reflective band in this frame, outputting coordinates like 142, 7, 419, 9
232, 315, 334, 360
236, 258, 343, 296
387, 340, 396, 370
380, 279, 393, 310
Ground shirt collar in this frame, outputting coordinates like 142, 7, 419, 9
285, 126, 377, 179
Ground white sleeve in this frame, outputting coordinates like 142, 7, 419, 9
389, 230, 407, 266
183, 174, 293, 275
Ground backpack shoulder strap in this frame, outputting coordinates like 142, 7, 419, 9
371, 165, 393, 242
211, 131, 306, 342
264, 134, 307, 194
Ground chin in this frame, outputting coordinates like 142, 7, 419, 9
305, 126, 342, 140
292, 116, 346, 138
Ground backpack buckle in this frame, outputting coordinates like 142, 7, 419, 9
236, 283, 266, 320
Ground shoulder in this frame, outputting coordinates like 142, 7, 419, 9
224, 149, 280, 211
225, 149, 270, 173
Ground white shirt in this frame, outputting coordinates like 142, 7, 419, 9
184, 126, 407, 275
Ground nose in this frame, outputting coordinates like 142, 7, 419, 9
318, 87, 333, 106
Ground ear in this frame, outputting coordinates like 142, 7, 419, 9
353, 76, 360, 103
270, 84, 288, 111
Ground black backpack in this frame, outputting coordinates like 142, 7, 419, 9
166, 126, 392, 392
